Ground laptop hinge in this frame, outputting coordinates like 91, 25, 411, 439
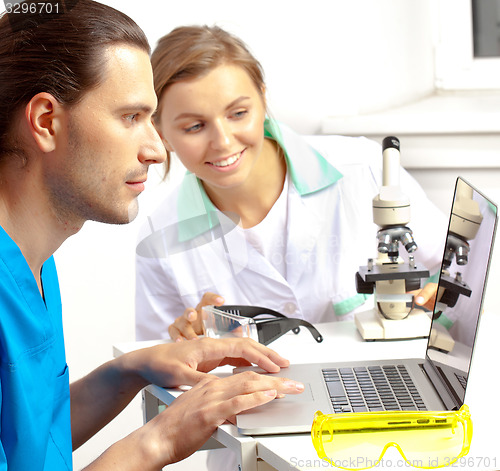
421, 359, 461, 410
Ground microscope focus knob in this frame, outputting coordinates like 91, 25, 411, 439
355, 272, 374, 294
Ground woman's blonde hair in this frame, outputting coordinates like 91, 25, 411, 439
151, 25, 266, 173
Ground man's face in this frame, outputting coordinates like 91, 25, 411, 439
44, 45, 166, 226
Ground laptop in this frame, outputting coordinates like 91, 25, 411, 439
236, 177, 497, 435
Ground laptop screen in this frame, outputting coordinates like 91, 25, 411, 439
426, 177, 497, 406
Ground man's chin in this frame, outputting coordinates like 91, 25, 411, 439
90, 201, 139, 226
126, 200, 139, 223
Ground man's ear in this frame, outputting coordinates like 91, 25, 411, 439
25, 92, 63, 153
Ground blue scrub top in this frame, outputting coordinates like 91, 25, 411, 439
0, 226, 72, 470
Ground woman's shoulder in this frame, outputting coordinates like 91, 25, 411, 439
268, 119, 382, 170
303, 134, 382, 169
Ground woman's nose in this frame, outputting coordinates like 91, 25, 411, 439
210, 120, 232, 150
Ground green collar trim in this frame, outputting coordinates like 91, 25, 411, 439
263, 118, 342, 196
435, 313, 454, 330
176, 174, 219, 242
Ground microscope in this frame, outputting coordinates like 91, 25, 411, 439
429, 179, 483, 352
354, 136, 431, 340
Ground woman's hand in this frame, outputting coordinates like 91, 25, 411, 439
411, 282, 438, 311
168, 292, 225, 341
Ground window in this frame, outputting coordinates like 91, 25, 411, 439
472, 0, 500, 57
435, 0, 500, 90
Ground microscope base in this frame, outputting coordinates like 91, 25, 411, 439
355, 308, 431, 341
429, 322, 455, 353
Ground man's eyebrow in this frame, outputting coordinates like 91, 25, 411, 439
173, 96, 251, 122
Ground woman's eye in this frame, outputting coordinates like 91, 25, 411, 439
184, 123, 203, 133
232, 110, 248, 119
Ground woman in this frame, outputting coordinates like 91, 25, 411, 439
135, 25, 444, 342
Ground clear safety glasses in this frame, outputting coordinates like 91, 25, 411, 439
311, 405, 472, 470
202, 305, 323, 345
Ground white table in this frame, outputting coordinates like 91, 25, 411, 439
114, 312, 500, 471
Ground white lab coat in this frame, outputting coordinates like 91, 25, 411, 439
135, 120, 447, 341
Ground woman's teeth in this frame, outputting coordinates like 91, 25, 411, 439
211, 152, 241, 167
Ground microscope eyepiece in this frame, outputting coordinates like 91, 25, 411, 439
382, 136, 400, 151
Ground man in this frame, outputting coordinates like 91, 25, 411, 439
0, 1, 303, 469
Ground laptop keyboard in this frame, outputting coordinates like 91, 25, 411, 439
322, 365, 427, 413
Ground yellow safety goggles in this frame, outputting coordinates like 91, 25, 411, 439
311, 405, 472, 470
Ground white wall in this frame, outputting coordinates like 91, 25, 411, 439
112, 0, 436, 134
3, 1, 497, 469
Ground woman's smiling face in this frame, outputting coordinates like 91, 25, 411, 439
157, 64, 267, 192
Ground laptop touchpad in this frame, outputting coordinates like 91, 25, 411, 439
280, 382, 313, 402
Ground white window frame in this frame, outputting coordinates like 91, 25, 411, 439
434, 0, 500, 90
